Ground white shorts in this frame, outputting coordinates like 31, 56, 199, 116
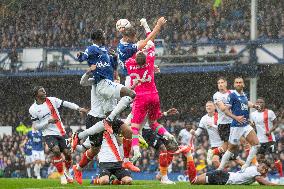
25, 155, 33, 164
96, 79, 124, 113
229, 125, 254, 145
32, 150, 45, 161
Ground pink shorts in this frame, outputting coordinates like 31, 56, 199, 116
131, 93, 162, 124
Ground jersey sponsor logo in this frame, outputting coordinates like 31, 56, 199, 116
96, 61, 111, 68
241, 103, 248, 111
129, 63, 150, 70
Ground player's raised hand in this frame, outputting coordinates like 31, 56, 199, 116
235, 115, 246, 124
165, 108, 179, 116
154, 65, 160, 73
157, 17, 167, 27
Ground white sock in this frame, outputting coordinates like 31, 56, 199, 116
133, 146, 140, 155
27, 167, 31, 178
244, 145, 259, 167
33, 164, 38, 177
107, 96, 133, 122
78, 121, 104, 139
217, 150, 233, 170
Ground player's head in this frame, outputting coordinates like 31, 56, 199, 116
185, 122, 194, 131
136, 51, 147, 66
91, 29, 106, 45
257, 159, 270, 176
205, 101, 215, 114
234, 77, 245, 91
121, 27, 137, 43
33, 86, 46, 100
217, 77, 227, 91
256, 97, 265, 110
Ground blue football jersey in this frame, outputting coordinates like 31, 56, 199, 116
27, 130, 44, 151
117, 39, 138, 76
78, 44, 117, 83
228, 90, 249, 127
24, 140, 33, 156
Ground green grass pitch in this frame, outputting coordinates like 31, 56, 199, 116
0, 179, 281, 189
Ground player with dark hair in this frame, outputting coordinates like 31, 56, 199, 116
28, 86, 88, 184
217, 77, 261, 170
251, 97, 283, 178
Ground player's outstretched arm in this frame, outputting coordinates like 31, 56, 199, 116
255, 176, 278, 185
137, 17, 166, 50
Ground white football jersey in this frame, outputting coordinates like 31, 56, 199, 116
227, 166, 261, 185
213, 90, 233, 124
98, 133, 122, 163
199, 114, 223, 148
250, 109, 276, 143
178, 129, 194, 147
88, 84, 106, 118
29, 97, 79, 136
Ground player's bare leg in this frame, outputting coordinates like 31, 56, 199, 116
217, 143, 238, 170
62, 148, 73, 183
242, 130, 260, 169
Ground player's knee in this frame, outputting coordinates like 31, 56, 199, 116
121, 176, 132, 185
99, 177, 109, 185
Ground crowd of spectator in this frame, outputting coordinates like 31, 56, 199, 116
0, 0, 283, 51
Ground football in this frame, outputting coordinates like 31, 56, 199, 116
116, 19, 131, 31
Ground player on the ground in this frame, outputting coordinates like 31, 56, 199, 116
186, 152, 278, 186
251, 97, 283, 178
27, 128, 45, 179
29, 86, 88, 184
90, 132, 132, 185
217, 77, 261, 170
125, 19, 178, 162
191, 101, 245, 168
190, 101, 223, 168
21, 139, 33, 178
72, 66, 136, 185
209, 77, 233, 165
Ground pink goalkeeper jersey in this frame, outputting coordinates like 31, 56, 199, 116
125, 46, 158, 96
